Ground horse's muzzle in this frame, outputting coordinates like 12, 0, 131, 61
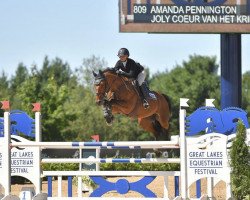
96, 100, 104, 106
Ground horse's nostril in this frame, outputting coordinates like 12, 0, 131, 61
96, 100, 102, 106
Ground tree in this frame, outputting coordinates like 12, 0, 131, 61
10, 63, 29, 91
0, 71, 10, 116
149, 55, 220, 135
14, 57, 77, 141
76, 55, 108, 87
9, 63, 29, 108
32, 56, 74, 87
242, 71, 250, 114
0, 71, 9, 99
230, 122, 250, 199
16, 75, 72, 141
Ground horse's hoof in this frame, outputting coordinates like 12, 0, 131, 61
106, 122, 113, 126
105, 116, 114, 126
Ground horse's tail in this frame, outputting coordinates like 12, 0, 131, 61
161, 94, 172, 117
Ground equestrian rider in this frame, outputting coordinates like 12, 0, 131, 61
113, 48, 149, 109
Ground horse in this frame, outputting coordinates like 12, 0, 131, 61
93, 69, 171, 140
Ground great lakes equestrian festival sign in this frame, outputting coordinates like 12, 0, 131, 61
119, 0, 250, 33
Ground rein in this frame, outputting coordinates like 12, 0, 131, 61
102, 73, 119, 101
103, 73, 140, 117
103, 73, 131, 101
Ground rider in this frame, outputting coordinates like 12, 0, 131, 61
113, 48, 149, 109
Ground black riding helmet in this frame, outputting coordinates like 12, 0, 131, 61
117, 48, 130, 57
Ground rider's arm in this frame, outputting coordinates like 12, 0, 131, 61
118, 69, 136, 78
113, 61, 122, 71
118, 59, 138, 78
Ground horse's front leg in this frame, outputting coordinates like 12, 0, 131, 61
102, 100, 129, 126
102, 101, 114, 126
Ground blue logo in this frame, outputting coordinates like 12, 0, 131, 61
10, 110, 35, 138
186, 107, 249, 136
0, 110, 35, 138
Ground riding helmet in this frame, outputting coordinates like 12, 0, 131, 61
117, 48, 130, 57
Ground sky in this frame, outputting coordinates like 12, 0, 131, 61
0, 0, 249, 78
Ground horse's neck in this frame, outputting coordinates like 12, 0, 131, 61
106, 74, 121, 91
106, 74, 136, 100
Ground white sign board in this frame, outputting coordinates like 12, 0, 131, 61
186, 133, 231, 187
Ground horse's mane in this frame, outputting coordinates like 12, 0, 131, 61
101, 68, 132, 85
102, 68, 116, 74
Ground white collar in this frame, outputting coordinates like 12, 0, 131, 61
122, 60, 127, 67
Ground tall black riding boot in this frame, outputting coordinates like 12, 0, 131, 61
138, 85, 149, 109
135, 81, 149, 109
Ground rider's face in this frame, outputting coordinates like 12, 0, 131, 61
119, 55, 128, 62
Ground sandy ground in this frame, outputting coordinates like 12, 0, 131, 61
7, 176, 227, 199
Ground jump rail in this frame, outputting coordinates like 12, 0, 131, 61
1, 98, 249, 199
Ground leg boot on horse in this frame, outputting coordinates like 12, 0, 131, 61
102, 102, 114, 126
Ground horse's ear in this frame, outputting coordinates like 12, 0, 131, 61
92, 71, 97, 77
99, 70, 104, 76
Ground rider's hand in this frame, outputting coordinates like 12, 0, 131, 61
116, 70, 124, 75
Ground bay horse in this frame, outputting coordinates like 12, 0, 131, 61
93, 69, 171, 140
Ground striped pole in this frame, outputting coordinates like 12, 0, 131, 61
11, 140, 179, 149
42, 158, 181, 164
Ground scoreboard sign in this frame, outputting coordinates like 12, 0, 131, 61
119, 0, 250, 33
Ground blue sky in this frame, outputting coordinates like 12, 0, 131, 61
0, 0, 249, 78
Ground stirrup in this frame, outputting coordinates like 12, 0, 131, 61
143, 99, 149, 109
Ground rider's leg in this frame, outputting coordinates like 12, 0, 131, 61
137, 71, 149, 109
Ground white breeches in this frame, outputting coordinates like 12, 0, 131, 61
137, 71, 146, 86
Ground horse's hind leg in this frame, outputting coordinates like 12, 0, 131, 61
153, 118, 170, 141
138, 117, 158, 140
156, 99, 171, 140
138, 117, 164, 157
155, 94, 171, 130
138, 116, 169, 141
156, 111, 170, 130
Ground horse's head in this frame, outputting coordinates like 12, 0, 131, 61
92, 69, 118, 105
93, 70, 107, 105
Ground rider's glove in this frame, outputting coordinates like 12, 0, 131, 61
116, 70, 124, 75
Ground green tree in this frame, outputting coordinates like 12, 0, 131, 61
14, 57, 77, 141
16, 75, 71, 141
33, 56, 74, 87
76, 55, 108, 87
230, 122, 250, 199
9, 63, 29, 108
0, 71, 9, 99
242, 71, 250, 114
0, 71, 10, 116
150, 55, 220, 135
10, 63, 29, 91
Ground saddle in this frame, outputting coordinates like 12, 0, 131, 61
133, 81, 157, 101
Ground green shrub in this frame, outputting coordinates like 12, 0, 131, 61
230, 122, 250, 199
72, 176, 97, 189
42, 163, 78, 171
100, 163, 180, 171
